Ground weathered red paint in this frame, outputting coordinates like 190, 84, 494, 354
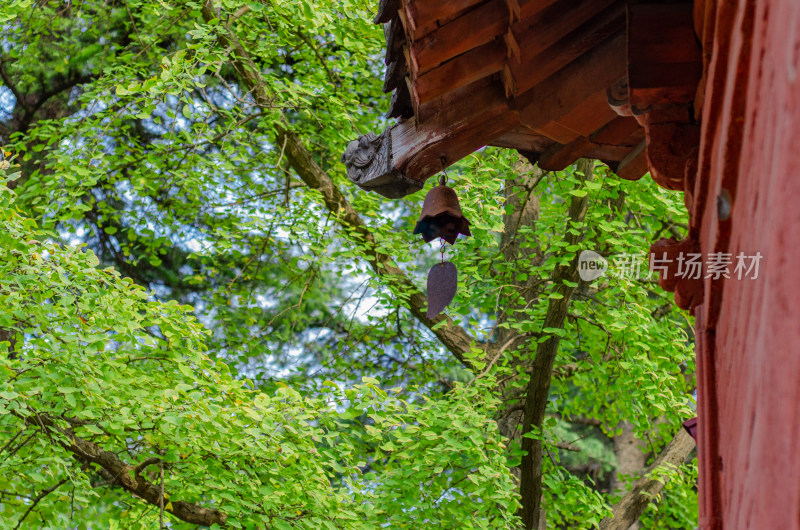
693, 0, 800, 527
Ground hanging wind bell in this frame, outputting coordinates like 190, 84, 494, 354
413, 167, 471, 319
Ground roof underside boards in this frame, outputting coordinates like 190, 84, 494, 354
346, 0, 702, 197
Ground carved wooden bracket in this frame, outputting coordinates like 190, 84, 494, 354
650, 236, 704, 310
341, 130, 423, 199
642, 105, 700, 191
607, 76, 650, 119
608, 76, 700, 192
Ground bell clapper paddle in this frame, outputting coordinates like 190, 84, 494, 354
413, 162, 471, 319
426, 240, 458, 318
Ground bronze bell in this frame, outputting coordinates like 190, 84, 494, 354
413, 176, 471, 245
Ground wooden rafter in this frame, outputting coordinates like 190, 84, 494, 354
344, 0, 703, 198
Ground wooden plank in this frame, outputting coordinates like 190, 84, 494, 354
414, 114, 520, 181
413, 37, 506, 103
403, 0, 622, 105
390, 80, 519, 181
627, 2, 702, 106
415, 75, 494, 124
511, 1, 624, 95
615, 140, 649, 180
406, 76, 504, 139
411, 0, 509, 76
512, 0, 617, 64
584, 144, 635, 161
537, 114, 643, 170
556, 88, 619, 137
402, 0, 487, 41
401, 0, 557, 43
488, 130, 555, 152
517, 31, 627, 130
532, 121, 582, 144
537, 136, 594, 170
589, 116, 641, 146
518, 0, 559, 21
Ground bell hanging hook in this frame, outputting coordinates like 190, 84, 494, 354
439, 156, 448, 186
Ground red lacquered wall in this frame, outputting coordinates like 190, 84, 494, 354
693, 0, 800, 527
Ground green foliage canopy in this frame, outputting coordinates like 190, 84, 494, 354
0, 0, 697, 527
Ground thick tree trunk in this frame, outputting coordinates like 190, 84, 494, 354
518, 158, 595, 529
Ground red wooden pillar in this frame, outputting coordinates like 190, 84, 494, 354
693, 0, 800, 527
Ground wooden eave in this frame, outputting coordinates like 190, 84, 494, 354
342, 0, 704, 199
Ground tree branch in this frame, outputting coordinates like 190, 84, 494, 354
550, 413, 603, 427
600, 429, 696, 530
553, 441, 581, 452
200, 0, 485, 371
13, 478, 69, 530
23, 413, 227, 527
134, 457, 162, 479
